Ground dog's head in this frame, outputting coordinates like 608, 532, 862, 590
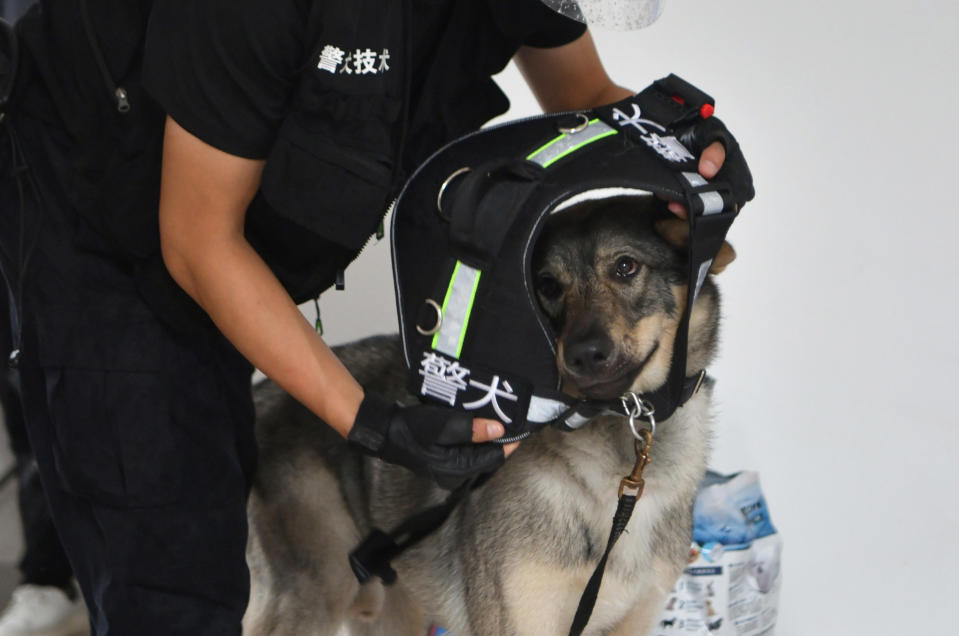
532, 196, 735, 401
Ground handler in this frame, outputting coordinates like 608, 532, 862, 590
0, 0, 729, 633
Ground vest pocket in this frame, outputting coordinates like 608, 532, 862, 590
259, 107, 396, 250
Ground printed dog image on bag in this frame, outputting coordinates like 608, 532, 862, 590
243, 195, 737, 636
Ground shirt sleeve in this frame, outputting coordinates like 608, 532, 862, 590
142, 0, 308, 159
489, 0, 588, 49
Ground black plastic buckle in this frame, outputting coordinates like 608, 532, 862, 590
0, 18, 17, 115
348, 529, 399, 585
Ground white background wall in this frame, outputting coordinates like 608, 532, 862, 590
313, 1, 959, 634
2, 0, 957, 633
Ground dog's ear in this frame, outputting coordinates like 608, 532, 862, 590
654, 218, 736, 275
710, 242, 736, 274
653, 217, 690, 249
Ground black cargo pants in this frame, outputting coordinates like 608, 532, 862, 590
2, 287, 75, 591
1, 111, 257, 634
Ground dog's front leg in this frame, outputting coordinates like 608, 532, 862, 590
605, 557, 682, 636
483, 560, 598, 635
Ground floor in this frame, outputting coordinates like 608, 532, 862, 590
0, 419, 89, 635
0, 564, 15, 615
1, 415, 22, 601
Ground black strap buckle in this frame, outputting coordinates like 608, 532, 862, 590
349, 529, 399, 585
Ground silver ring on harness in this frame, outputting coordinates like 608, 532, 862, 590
436, 166, 472, 214
620, 392, 656, 441
415, 299, 443, 336
557, 112, 590, 134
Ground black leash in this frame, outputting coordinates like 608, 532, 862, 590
349, 471, 493, 585
350, 395, 660, 636
569, 493, 638, 635
568, 417, 654, 636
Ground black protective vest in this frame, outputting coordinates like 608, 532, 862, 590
392, 76, 744, 440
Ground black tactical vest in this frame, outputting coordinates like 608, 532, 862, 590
12, 0, 556, 321
255, 0, 522, 259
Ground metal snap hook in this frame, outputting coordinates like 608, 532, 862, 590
416, 299, 443, 336
557, 113, 590, 134
436, 167, 471, 216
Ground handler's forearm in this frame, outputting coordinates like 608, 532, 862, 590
166, 236, 363, 437
157, 116, 362, 437
515, 31, 633, 113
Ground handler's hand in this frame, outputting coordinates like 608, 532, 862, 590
667, 141, 726, 218
471, 418, 522, 456
348, 394, 519, 490
665, 112, 755, 218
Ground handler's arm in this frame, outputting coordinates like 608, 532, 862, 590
158, 117, 505, 444
158, 117, 363, 435
514, 30, 726, 209
514, 30, 632, 112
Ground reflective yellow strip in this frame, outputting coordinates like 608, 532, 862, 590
432, 261, 482, 359
526, 119, 618, 168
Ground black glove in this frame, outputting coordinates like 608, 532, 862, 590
676, 115, 755, 209
348, 394, 506, 490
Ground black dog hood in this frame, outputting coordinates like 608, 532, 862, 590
392, 75, 748, 440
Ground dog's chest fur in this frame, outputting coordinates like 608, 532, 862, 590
385, 388, 712, 635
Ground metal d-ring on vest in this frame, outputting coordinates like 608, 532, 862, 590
436, 166, 471, 216
415, 299, 443, 336
557, 112, 589, 134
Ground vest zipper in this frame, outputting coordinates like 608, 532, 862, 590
78, 0, 130, 113
334, 0, 410, 289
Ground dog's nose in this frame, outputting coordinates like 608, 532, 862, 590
564, 332, 614, 377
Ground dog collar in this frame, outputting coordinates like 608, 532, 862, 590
392, 75, 745, 439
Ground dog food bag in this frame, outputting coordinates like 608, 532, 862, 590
651, 471, 783, 636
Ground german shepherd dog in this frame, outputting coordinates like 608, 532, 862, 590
243, 196, 735, 636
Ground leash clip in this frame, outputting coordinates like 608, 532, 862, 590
619, 430, 652, 498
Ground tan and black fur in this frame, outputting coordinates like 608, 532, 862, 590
243, 196, 734, 636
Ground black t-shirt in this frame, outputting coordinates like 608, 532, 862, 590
142, 0, 585, 301
143, 0, 582, 159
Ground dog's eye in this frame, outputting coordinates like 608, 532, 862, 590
536, 274, 563, 300
614, 256, 640, 279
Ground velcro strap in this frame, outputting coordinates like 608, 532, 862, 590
446, 159, 542, 267
348, 395, 394, 454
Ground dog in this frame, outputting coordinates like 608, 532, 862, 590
243, 196, 735, 635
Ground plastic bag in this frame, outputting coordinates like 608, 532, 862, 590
652, 471, 783, 635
